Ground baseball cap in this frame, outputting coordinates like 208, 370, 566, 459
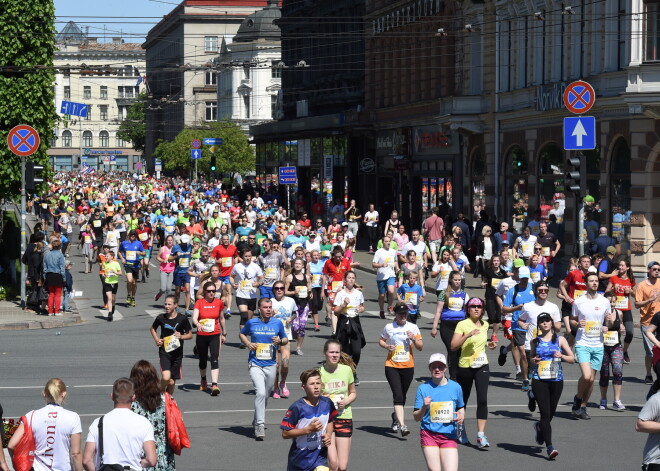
513, 259, 525, 268
588, 265, 597, 273
501, 240, 510, 245
518, 267, 531, 278
649, 261, 660, 269
180, 234, 191, 244
428, 353, 447, 366
342, 222, 349, 226
606, 246, 616, 255
537, 312, 553, 323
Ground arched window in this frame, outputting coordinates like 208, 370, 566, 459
505, 145, 528, 232
62, 130, 72, 147
609, 138, 631, 242
99, 130, 109, 147
82, 131, 93, 147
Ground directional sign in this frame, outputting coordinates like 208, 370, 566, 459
155, 159, 162, 172
7, 125, 40, 157
563, 116, 596, 150
191, 139, 201, 149
563, 80, 595, 114
60, 100, 88, 118
191, 149, 202, 160
203, 138, 224, 145
279, 166, 297, 185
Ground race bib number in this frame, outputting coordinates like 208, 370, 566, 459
384, 257, 395, 268
329, 394, 344, 411
321, 250, 331, 258
447, 297, 463, 310
239, 280, 254, 291
126, 251, 137, 261
331, 281, 343, 292
163, 335, 180, 353
441, 270, 450, 281
138, 232, 148, 241
537, 359, 559, 380
264, 267, 277, 279
41, 203, 47, 209
84, 236, 91, 244
491, 278, 501, 288
574, 289, 586, 299
240, 236, 248, 242
311, 274, 321, 285
392, 345, 410, 363
291, 243, 302, 251
221, 257, 232, 268
430, 401, 455, 424
415, 255, 423, 265
542, 246, 551, 257
345, 304, 358, 316
93, 220, 101, 228
604, 331, 619, 347
615, 296, 628, 310
166, 225, 175, 233
584, 321, 601, 337
198, 318, 215, 333
404, 292, 418, 307
470, 350, 488, 368
178, 257, 190, 268
295, 286, 308, 298
530, 271, 540, 283
255, 343, 272, 360
522, 242, 532, 254
257, 238, 264, 246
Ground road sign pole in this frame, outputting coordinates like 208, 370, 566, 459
287, 185, 291, 218
20, 156, 26, 307
194, 159, 198, 181
578, 202, 585, 257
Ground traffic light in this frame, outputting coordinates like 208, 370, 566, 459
25, 161, 44, 190
565, 155, 581, 193
210, 154, 217, 172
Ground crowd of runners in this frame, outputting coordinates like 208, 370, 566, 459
11, 170, 660, 471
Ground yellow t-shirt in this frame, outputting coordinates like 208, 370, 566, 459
454, 318, 489, 368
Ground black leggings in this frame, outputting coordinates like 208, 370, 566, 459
196, 334, 220, 370
367, 225, 379, 249
622, 310, 634, 345
385, 366, 415, 406
310, 287, 323, 314
99, 274, 107, 305
456, 364, 490, 420
485, 296, 502, 325
531, 379, 563, 447
439, 320, 460, 380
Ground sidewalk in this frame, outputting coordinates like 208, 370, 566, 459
0, 299, 81, 330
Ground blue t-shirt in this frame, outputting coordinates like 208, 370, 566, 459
398, 283, 424, 315
309, 261, 325, 288
528, 264, 547, 284
119, 240, 143, 268
163, 216, 178, 234
531, 336, 564, 382
503, 282, 536, 331
414, 379, 465, 437
171, 243, 192, 273
281, 396, 337, 471
235, 226, 254, 242
240, 317, 287, 367
284, 234, 307, 249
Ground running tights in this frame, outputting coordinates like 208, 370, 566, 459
439, 321, 460, 380
196, 334, 220, 370
385, 366, 414, 406
531, 379, 563, 447
599, 344, 623, 387
456, 364, 490, 420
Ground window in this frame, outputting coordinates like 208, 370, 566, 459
116, 136, 126, 147
243, 95, 250, 119
99, 130, 109, 147
205, 70, 217, 86
117, 66, 134, 77
205, 101, 217, 121
62, 130, 72, 147
244, 66, 250, 80
272, 61, 282, 79
85, 106, 91, 120
82, 131, 93, 147
204, 36, 218, 52
83, 86, 91, 99
64, 86, 70, 99
118, 105, 128, 121
100, 86, 108, 100
118, 86, 134, 98
271, 94, 278, 118
99, 105, 108, 121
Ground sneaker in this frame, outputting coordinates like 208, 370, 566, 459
354, 375, 360, 386
399, 424, 410, 437
490, 334, 498, 343
498, 345, 508, 366
576, 407, 591, 420
185, 310, 193, 317
272, 385, 280, 399
146, 269, 150, 278
522, 380, 530, 392
255, 424, 265, 440
515, 372, 524, 382
547, 446, 559, 460
107, 312, 113, 322
612, 400, 627, 411
130, 297, 136, 307
200, 379, 207, 391
571, 395, 582, 414
142, 275, 146, 283
296, 349, 303, 356
533, 421, 543, 445
387, 306, 394, 317
125, 296, 131, 305
623, 351, 630, 364
391, 412, 399, 432
528, 390, 536, 412
211, 385, 220, 396
280, 382, 290, 398
314, 325, 320, 332
54, 312, 63, 317
224, 312, 232, 319
379, 311, 385, 319
477, 434, 490, 449
599, 399, 607, 410
646, 375, 654, 385
154, 291, 163, 302
457, 423, 469, 445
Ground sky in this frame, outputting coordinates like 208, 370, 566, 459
54, 0, 177, 43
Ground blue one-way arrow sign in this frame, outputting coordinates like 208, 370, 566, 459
191, 149, 202, 159
203, 138, 224, 145
563, 116, 596, 150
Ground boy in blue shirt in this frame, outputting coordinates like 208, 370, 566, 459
397, 270, 425, 324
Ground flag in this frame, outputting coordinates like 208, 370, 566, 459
80, 166, 95, 175
135, 75, 143, 87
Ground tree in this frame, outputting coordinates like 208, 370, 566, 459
0, 1, 58, 199
155, 120, 255, 175
116, 91, 146, 153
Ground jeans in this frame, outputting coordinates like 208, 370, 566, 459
249, 363, 276, 426
62, 287, 70, 311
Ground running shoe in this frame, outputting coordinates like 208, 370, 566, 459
314, 325, 320, 332
280, 382, 290, 398
200, 379, 208, 391
646, 375, 654, 385
379, 311, 385, 319
477, 434, 490, 449
130, 297, 136, 307
141, 275, 146, 283
623, 351, 631, 364
125, 296, 132, 305
533, 421, 543, 445
515, 372, 524, 382
457, 423, 469, 445
354, 375, 360, 386
522, 380, 530, 392
224, 312, 232, 319
146, 269, 150, 278
399, 424, 410, 437
576, 407, 591, 420
498, 345, 508, 366
272, 385, 280, 399
255, 424, 265, 440
211, 385, 220, 396
599, 399, 607, 410
612, 400, 627, 411
107, 312, 113, 322
490, 334, 498, 344
391, 412, 399, 432
528, 390, 536, 412
296, 349, 304, 356
547, 446, 559, 460
572, 395, 582, 413
154, 291, 163, 302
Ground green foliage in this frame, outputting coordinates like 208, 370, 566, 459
155, 120, 255, 175
0, 1, 58, 199
117, 91, 146, 153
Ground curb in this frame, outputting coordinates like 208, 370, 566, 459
0, 313, 82, 331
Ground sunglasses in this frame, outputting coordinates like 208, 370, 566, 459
536, 288, 549, 293
535, 247, 542, 251
205, 290, 217, 293
273, 286, 285, 290
430, 365, 447, 371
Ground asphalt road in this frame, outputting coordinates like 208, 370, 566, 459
0, 246, 652, 470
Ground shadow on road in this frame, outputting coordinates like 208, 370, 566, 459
497, 442, 546, 459
356, 425, 408, 441
490, 409, 534, 420
219, 425, 254, 438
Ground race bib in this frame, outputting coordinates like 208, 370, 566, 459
84, 236, 91, 244
522, 242, 532, 254
584, 321, 602, 337
345, 304, 358, 316
166, 225, 175, 233
447, 297, 463, 310
257, 238, 264, 246
537, 359, 559, 380
530, 271, 540, 283
291, 243, 302, 251
574, 289, 586, 299
329, 393, 344, 411
321, 250, 331, 258
615, 296, 628, 310
93, 220, 101, 228
470, 350, 488, 368
331, 281, 343, 292
295, 286, 308, 298
264, 267, 277, 279
441, 270, 450, 281
239, 280, 254, 291
311, 274, 321, 285
392, 345, 410, 363
255, 343, 272, 360
384, 257, 395, 268
138, 232, 148, 241
430, 401, 455, 424
542, 246, 551, 257
126, 251, 137, 261
604, 331, 619, 347
404, 292, 418, 307
240, 236, 248, 242
178, 257, 190, 268
491, 278, 501, 288
198, 318, 215, 333
221, 257, 232, 268
163, 335, 181, 353
41, 203, 47, 209
415, 255, 423, 265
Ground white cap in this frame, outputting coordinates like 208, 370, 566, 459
518, 267, 531, 278
588, 265, 597, 273
428, 353, 447, 365
180, 234, 191, 244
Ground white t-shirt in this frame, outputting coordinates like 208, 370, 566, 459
305, 240, 321, 253
381, 321, 422, 363
86, 408, 154, 471
403, 241, 428, 266
271, 296, 297, 340
517, 235, 538, 258
364, 210, 379, 227
30, 404, 82, 471
573, 293, 611, 348
207, 236, 221, 251
231, 262, 264, 299
432, 262, 452, 291
245, 210, 257, 229
518, 301, 562, 350
333, 289, 365, 318
373, 247, 397, 280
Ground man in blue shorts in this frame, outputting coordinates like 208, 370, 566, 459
169, 233, 193, 315
372, 236, 398, 319
118, 230, 145, 307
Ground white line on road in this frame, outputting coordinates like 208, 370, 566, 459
99, 309, 124, 321
145, 309, 161, 318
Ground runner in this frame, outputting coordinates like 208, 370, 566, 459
599, 294, 627, 411
211, 234, 239, 319
380, 302, 423, 437
169, 233, 193, 315
333, 271, 366, 384
78, 223, 96, 273
605, 259, 636, 363
101, 251, 122, 321
192, 281, 226, 396
231, 248, 264, 334
285, 258, 312, 356
558, 254, 591, 344
372, 235, 398, 319
271, 280, 297, 399
397, 270, 425, 324
118, 230, 145, 308
635, 261, 660, 385
136, 219, 154, 283
481, 254, 507, 342
308, 250, 325, 332
150, 294, 192, 393
154, 235, 175, 301
323, 247, 356, 335
258, 238, 288, 300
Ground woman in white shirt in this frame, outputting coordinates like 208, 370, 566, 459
8, 378, 83, 471
333, 271, 366, 385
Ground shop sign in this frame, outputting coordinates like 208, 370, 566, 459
376, 129, 407, 156
535, 82, 567, 111
359, 157, 376, 174
412, 126, 457, 156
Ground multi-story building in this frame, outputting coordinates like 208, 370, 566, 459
143, 0, 277, 170
49, 22, 146, 171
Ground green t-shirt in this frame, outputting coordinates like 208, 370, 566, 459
127, 218, 139, 231
319, 243, 333, 259
103, 260, 121, 284
320, 363, 355, 419
376, 240, 399, 251
454, 318, 490, 369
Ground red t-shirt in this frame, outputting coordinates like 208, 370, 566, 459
312, 202, 324, 216
322, 258, 352, 290
136, 227, 152, 250
609, 275, 636, 311
229, 206, 241, 222
194, 298, 224, 335
298, 218, 312, 229
563, 269, 587, 300
211, 244, 238, 277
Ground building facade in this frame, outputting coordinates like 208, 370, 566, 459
49, 22, 146, 171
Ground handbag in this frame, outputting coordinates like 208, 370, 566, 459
38, 286, 49, 302
11, 412, 35, 471
164, 393, 190, 455
97, 416, 126, 471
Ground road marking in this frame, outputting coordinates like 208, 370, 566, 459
99, 309, 124, 321
145, 309, 161, 318
150, 262, 158, 268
